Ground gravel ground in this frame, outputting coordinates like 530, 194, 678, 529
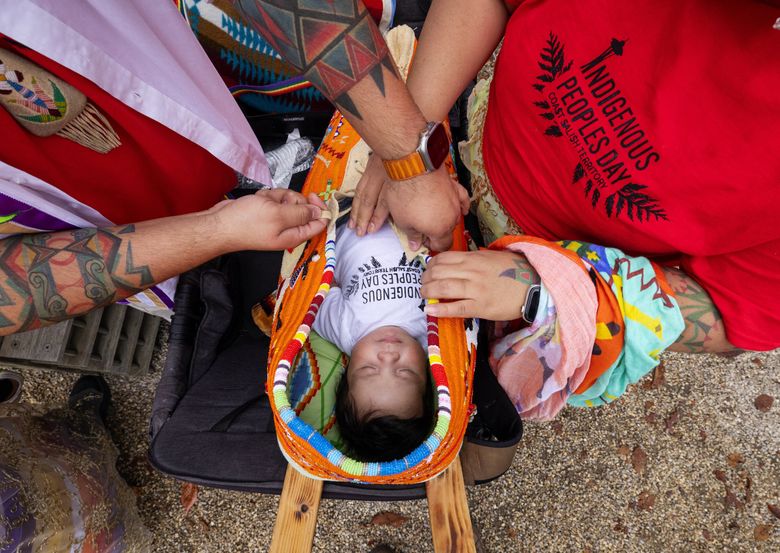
4, 322, 779, 552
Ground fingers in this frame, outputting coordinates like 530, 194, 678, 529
455, 182, 470, 215
406, 229, 425, 252
420, 277, 472, 302
275, 216, 327, 247
261, 188, 307, 205
426, 229, 454, 253
427, 251, 475, 266
421, 262, 475, 285
424, 299, 478, 319
276, 202, 322, 229
349, 155, 386, 235
307, 192, 327, 211
350, 175, 384, 236
368, 200, 389, 234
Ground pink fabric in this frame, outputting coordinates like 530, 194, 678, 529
492, 242, 598, 420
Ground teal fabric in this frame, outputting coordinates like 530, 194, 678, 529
563, 241, 684, 407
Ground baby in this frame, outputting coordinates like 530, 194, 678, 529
312, 221, 434, 462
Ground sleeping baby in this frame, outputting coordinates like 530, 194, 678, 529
313, 221, 433, 462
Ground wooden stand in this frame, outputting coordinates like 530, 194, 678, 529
270, 466, 324, 553
270, 457, 475, 552
426, 457, 477, 553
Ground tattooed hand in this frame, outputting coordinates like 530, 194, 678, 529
421, 250, 539, 320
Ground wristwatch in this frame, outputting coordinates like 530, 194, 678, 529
521, 283, 541, 324
382, 121, 450, 181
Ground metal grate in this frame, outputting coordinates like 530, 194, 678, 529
0, 304, 160, 377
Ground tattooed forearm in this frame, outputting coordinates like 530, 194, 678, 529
233, 0, 396, 118
0, 225, 154, 334
499, 256, 540, 287
663, 267, 735, 353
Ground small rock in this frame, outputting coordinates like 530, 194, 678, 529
713, 469, 727, 483
699, 429, 707, 441
617, 445, 631, 459
369, 512, 408, 528
751, 357, 764, 367
631, 446, 648, 475
664, 406, 682, 433
551, 421, 563, 435
754, 524, 772, 542
702, 529, 712, 541
636, 491, 655, 511
644, 412, 658, 425
754, 394, 774, 412
724, 489, 743, 510
726, 453, 744, 468
768, 504, 780, 520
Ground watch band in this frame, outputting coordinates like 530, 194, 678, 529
382, 149, 428, 181
382, 121, 449, 181
521, 283, 541, 324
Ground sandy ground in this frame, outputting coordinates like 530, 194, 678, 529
3, 320, 778, 553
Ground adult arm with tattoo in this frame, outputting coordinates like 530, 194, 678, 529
350, 0, 512, 236
422, 252, 737, 354
662, 267, 735, 353
0, 189, 326, 336
231, 0, 464, 250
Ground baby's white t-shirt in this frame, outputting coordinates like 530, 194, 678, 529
312, 223, 427, 354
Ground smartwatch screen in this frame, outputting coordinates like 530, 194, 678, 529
427, 123, 450, 170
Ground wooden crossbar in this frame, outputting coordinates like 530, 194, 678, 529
270, 457, 475, 552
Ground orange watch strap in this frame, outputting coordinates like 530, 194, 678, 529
382, 151, 428, 181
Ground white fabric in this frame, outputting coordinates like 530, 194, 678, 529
313, 224, 427, 354
0, 0, 271, 184
0, 161, 112, 236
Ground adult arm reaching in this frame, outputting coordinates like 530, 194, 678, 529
0, 189, 326, 336
349, 0, 513, 240
231, 0, 491, 250
421, 250, 736, 353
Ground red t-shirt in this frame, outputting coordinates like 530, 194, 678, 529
0, 38, 236, 225
483, 0, 780, 350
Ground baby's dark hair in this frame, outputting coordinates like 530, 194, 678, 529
335, 368, 435, 462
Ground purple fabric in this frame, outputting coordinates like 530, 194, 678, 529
0, 193, 72, 232
0, 464, 36, 553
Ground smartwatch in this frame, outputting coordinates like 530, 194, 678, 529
382, 121, 450, 181
521, 284, 541, 324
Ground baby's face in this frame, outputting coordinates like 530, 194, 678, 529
347, 326, 428, 419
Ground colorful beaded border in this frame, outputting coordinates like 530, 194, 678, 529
272, 226, 452, 477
